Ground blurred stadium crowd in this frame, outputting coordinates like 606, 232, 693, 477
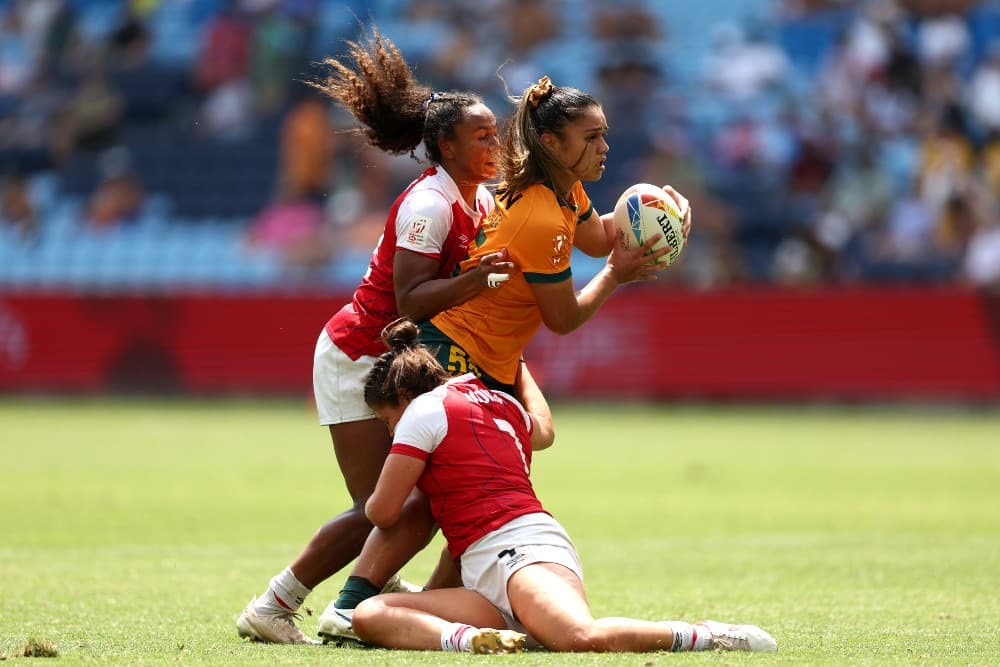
1, 0, 1000, 290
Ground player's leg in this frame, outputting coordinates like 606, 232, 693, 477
424, 543, 464, 589
509, 563, 776, 652
506, 561, 604, 651
329, 488, 436, 595
290, 418, 391, 585
237, 336, 391, 644
316, 496, 464, 642
317, 485, 437, 641
352, 589, 525, 653
507, 562, 676, 652
236, 418, 390, 644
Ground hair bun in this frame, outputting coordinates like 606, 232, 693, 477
527, 76, 554, 109
381, 318, 420, 352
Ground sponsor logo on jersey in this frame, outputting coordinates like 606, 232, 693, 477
406, 216, 432, 248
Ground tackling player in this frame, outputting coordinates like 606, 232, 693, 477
349, 319, 777, 654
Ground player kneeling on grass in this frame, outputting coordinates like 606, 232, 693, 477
350, 318, 777, 654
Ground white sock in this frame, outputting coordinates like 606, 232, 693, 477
440, 622, 476, 652
663, 621, 712, 652
256, 567, 312, 615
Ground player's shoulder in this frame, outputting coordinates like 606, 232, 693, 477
497, 182, 554, 217
414, 382, 451, 406
403, 180, 453, 215
403, 385, 449, 424
443, 373, 483, 393
569, 180, 590, 203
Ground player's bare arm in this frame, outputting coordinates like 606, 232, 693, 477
365, 452, 426, 529
514, 360, 555, 450
574, 209, 615, 257
529, 233, 666, 335
394, 248, 514, 322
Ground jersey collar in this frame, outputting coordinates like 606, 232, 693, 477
446, 373, 478, 385
435, 166, 484, 218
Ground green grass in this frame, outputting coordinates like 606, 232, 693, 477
2, 398, 998, 665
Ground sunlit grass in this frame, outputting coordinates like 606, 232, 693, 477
2, 399, 998, 665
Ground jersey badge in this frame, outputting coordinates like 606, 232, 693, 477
406, 216, 432, 249
551, 234, 568, 267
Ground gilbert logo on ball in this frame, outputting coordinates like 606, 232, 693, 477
613, 183, 687, 266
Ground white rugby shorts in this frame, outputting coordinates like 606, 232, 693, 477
313, 329, 377, 425
459, 512, 584, 642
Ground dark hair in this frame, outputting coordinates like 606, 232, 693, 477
497, 75, 600, 201
364, 319, 449, 408
312, 26, 486, 164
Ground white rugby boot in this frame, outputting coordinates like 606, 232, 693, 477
316, 574, 420, 644
381, 572, 423, 594
317, 604, 360, 644
698, 620, 777, 652
469, 628, 527, 654
236, 597, 319, 645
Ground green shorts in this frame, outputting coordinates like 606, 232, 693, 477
417, 320, 515, 394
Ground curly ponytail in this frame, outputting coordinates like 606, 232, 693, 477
312, 26, 486, 164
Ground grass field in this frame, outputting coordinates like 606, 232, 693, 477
2, 398, 998, 666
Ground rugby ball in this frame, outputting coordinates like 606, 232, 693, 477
613, 183, 686, 266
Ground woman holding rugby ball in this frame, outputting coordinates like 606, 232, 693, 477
420, 75, 692, 393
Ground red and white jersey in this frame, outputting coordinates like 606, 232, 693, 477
390, 374, 547, 560
325, 167, 494, 360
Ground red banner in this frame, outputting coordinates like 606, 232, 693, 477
524, 287, 1000, 400
1, 287, 998, 400
0, 291, 343, 394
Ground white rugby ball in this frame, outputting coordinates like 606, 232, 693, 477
613, 183, 686, 266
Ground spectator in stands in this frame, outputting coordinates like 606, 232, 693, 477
0, 70, 63, 172
0, 5, 36, 100
980, 129, 1000, 196
960, 198, 1000, 289
107, 8, 183, 123
863, 175, 943, 281
843, 0, 899, 81
245, 90, 337, 274
248, 2, 305, 113
915, 12, 970, 70
198, 76, 255, 141
193, 1, 251, 94
935, 180, 988, 266
917, 104, 975, 211
86, 146, 145, 229
56, 60, 124, 154
245, 196, 330, 271
37, 0, 78, 75
278, 84, 336, 202
966, 41, 1000, 135
0, 169, 37, 242
816, 142, 895, 274
700, 22, 790, 103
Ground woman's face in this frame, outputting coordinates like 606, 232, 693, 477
441, 103, 499, 184
545, 104, 610, 182
373, 401, 408, 437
